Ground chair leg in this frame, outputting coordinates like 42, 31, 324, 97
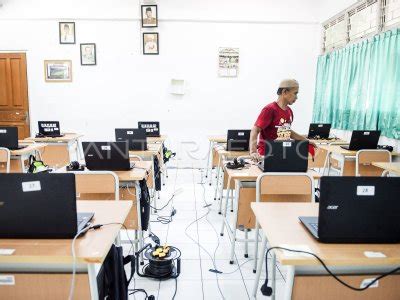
244, 229, 249, 258
214, 157, 221, 200
253, 221, 260, 273
252, 235, 267, 297
229, 225, 238, 264
220, 188, 231, 235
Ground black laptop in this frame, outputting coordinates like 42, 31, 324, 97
115, 128, 147, 151
0, 173, 93, 238
307, 123, 331, 139
82, 141, 134, 171
0, 126, 27, 150
227, 130, 251, 151
299, 176, 400, 243
138, 121, 160, 137
340, 130, 381, 151
37, 121, 64, 138
258, 140, 309, 172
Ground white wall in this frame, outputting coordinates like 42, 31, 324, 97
0, 0, 323, 166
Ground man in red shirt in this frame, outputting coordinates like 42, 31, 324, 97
249, 79, 314, 161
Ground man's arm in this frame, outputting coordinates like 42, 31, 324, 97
250, 126, 261, 157
291, 130, 317, 147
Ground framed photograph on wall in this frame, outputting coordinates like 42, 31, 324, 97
141, 5, 158, 27
44, 60, 72, 82
143, 33, 159, 55
80, 43, 96, 65
59, 22, 76, 44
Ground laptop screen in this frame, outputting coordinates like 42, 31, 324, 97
38, 121, 61, 136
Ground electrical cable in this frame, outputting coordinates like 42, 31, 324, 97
263, 247, 400, 294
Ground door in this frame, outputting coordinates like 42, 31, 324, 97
0, 53, 30, 139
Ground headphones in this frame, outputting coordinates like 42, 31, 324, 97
66, 161, 85, 171
226, 157, 247, 169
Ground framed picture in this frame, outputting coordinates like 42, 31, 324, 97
141, 5, 158, 27
80, 43, 96, 66
143, 33, 159, 55
44, 60, 72, 82
59, 22, 76, 44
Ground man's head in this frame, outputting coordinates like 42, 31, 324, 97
84, 46, 92, 55
146, 7, 153, 18
277, 79, 299, 105
63, 24, 70, 34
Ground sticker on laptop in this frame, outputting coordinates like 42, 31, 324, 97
101, 146, 111, 151
318, 124, 323, 127
22, 181, 41, 192
357, 186, 375, 196
363, 132, 370, 135
238, 132, 245, 136
127, 131, 134, 135
0, 275, 15, 285
0, 129, 6, 134
283, 142, 292, 147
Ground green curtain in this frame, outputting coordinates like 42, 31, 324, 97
312, 28, 400, 139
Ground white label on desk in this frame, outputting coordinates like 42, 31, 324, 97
0, 249, 15, 255
0, 129, 6, 134
279, 244, 313, 257
364, 251, 386, 258
357, 186, 375, 196
22, 181, 41, 192
127, 131, 133, 135
101, 146, 111, 151
283, 142, 292, 147
364, 132, 370, 135
360, 278, 378, 289
0, 275, 15, 285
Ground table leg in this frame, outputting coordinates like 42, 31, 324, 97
252, 235, 267, 298
206, 141, 211, 179
214, 155, 222, 200
220, 187, 231, 235
88, 264, 99, 300
253, 221, 260, 273
284, 266, 295, 300
135, 181, 144, 265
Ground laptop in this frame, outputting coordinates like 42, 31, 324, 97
226, 130, 251, 151
0, 126, 27, 150
0, 173, 93, 238
340, 130, 381, 151
258, 140, 309, 172
299, 176, 400, 243
138, 121, 160, 137
307, 123, 331, 139
37, 121, 64, 138
115, 128, 148, 151
82, 141, 134, 171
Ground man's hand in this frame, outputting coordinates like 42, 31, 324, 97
308, 140, 318, 149
250, 152, 261, 163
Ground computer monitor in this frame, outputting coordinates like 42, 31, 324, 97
0, 126, 25, 150
115, 128, 147, 151
341, 130, 381, 151
138, 121, 160, 137
226, 130, 251, 151
307, 123, 331, 139
38, 121, 63, 137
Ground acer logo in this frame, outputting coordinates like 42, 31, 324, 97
327, 205, 338, 210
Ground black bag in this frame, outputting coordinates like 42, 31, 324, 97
153, 155, 162, 192
97, 245, 134, 300
139, 179, 150, 231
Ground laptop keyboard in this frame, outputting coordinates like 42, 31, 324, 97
310, 222, 318, 232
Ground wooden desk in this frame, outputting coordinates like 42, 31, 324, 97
10, 143, 46, 172
251, 203, 400, 299
25, 133, 83, 168
319, 144, 400, 176
372, 162, 400, 176
206, 135, 227, 182
0, 201, 131, 299
147, 135, 167, 144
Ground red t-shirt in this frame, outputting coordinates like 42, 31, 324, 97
254, 102, 294, 155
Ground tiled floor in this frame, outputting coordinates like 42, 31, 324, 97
123, 167, 286, 299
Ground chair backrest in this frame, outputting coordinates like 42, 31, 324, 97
356, 149, 391, 177
256, 173, 315, 203
0, 147, 10, 173
74, 171, 119, 200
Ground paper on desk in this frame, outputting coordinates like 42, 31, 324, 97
0, 249, 15, 255
278, 244, 313, 258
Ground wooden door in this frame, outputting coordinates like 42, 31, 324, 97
0, 53, 30, 139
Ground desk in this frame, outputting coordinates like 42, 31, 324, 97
25, 133, 83, 168
0, 200, 131, 299
319, 144, 399, 176
372, 162, 400, 176
251, 203, 400, 299
307, 138, 345, 169
220, 165, 321, 263
10, 143, 46, 172
206, 135, 227, 183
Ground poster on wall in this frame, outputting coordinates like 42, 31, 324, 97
80, 43, 97, 65
59, 22, 76, 44
44, 60, 72, 82
218, 47, 239, 77
141, 5, 158, 28
143, 33, 159, 55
